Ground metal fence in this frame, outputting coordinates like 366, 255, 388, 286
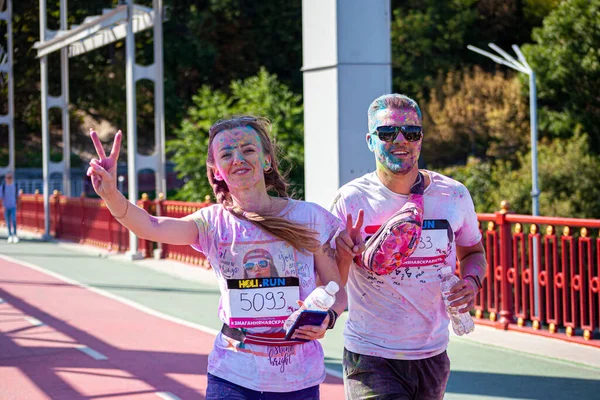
475, 202, 600, 346
15, 179, 85, 195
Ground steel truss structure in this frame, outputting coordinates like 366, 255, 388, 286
34, 0, 165, 258
0, 0, 15, 178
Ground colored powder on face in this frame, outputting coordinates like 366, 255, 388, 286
212, 127, 267, 190
370, 108, 422, 175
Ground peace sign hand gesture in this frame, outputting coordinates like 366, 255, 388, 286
335, 209, 365, 263
87, 129, 122, 200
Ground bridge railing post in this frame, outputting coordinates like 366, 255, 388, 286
137, 193, 152, 258
79, 192, 86, 244
496, 200, 514, 329
51, 190, 60, 237
153, 192, 165, 259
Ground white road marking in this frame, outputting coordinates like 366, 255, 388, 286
0, 254, 348, 378
156, 392, 182, 400
24, 317, 44, 326
76, 345, 108, 360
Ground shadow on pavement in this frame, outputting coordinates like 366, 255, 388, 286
0, 251, 105, 259
0, 279, 220, 294
447, 370, 600, 399
0, 288, 207, 399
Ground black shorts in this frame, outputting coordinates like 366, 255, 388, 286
343, 348, 451, 400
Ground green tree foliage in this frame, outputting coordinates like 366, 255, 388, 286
442, 134, 600, 218
522, 0, 600, 152
523, 0, 564, 26
391, 0, 477, 97
158, 0, 303, 133
167, 68, 304, 202
421, 67, 530, 167
439, 157, 498, 213
5, 0, 303, 167
5, 0, 149, 165
493, 134, 600, 218
390, 0, 555, 98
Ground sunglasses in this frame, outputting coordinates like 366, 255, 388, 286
244, 260, 271, 271
372, 125, 423, 142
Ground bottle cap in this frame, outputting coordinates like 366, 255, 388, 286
325, 281, 339, 295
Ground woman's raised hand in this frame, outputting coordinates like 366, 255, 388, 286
87, 129, 122, 199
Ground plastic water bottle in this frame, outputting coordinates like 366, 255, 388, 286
283, 281, 339, 331
441, 274, 475, 336
303, 281, 339, 311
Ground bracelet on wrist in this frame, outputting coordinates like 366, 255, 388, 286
464, 274, 482, 291
113, 200, 130, 219
326, 309, 338, 330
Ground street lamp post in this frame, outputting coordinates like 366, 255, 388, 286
468, 43, 541, 317
467, 43, 540, 215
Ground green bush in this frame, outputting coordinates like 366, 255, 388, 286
493, 134, 600, 218
440, 157, 498, 214
441, 134, 600, 218
523, 0, 600, 152
167, 68, 304, 202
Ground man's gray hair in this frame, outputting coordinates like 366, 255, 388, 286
367, 94, 422, 132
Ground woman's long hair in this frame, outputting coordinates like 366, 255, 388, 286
207, 116, 321, 254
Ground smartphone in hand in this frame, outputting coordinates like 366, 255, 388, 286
284, 310, 328, 341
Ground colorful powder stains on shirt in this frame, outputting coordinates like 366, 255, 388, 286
331, 170, 481, 360
190, 199, 343, 392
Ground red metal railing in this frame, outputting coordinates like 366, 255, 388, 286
11, 191, 132, 251
475, 201, 600, 346
153, 194, 212, 268
2, 194, 599, 345
2, 191, 212, 267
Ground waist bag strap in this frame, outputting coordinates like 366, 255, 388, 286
221, 324, 305, 346
357, 172, 425, 275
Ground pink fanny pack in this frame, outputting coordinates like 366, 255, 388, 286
356, 172, 425, 275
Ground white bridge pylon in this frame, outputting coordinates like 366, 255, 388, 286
0, 0, 15, 179
34, 0, 166, 260
35, 4, 156, 58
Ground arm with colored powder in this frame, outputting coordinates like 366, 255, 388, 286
446, 188, 487, 313
86, 129, 198, 245
447, 241, 486, 313
292, 238, 348, 341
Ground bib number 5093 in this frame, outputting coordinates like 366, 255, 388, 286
227, 277, 300, 328
239, 290, 286, 312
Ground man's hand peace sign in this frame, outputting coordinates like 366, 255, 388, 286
87, 129, 123, 199
335, 210, 365, 260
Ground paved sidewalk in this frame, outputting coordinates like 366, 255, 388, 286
1, 230, 599, 399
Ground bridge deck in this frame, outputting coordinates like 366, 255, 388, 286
0, 232, 598, 400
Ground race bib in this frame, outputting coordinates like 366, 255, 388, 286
403, 219, 451, 267
226, 277, 300, 328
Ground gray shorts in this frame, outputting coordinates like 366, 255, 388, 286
343, 348, 450, 400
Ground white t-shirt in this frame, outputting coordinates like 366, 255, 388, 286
190, 199, 342, 392
330, 170, 481, 360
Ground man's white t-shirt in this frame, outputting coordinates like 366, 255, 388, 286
331, 170, 481, 360
190, 199, 342, 392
